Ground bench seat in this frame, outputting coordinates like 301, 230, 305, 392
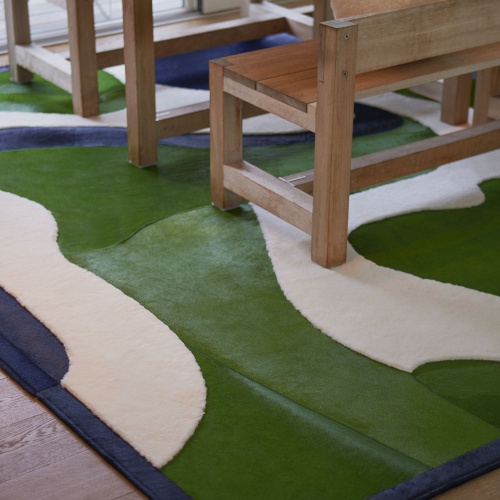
221, 40, 500, 120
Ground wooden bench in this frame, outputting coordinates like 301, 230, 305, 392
210, 0, 500, 268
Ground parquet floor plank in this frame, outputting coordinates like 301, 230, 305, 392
0, 449, 143, 500
0, 411, 86, 483
0, 377, 45, 428
436, 468, 500, 499
0, 375, 144, 498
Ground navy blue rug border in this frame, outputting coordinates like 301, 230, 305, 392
1, 286, 499, 498
371, 439, 500, 499
0, 288, 189, 500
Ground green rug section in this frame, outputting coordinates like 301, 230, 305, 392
70, 207, 500, 484
166, 347, 427, 499
349, 179, 500, 297
0, 146, 211, 254
0, 116, 433, 255
414, 361, 500, 429
0, 70, 125, 114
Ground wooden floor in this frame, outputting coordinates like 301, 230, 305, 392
0, 369, 146, 500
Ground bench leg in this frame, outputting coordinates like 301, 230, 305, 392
473, 68, 498, 126
122, 0, 158, 167
311, 21, 357, 268
67, 0, 99, 117
210, 60, 243, 210
4, 0, 33, 83
440, 75, 472, 126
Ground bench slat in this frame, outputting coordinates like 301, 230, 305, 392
250, 41, 500, 112
257, 68, 317, 111
355, 41, 500, 98
332, 0, 446, 19
348, 0, 500, 74
224, 161, 313, 234
281, 120, 500, 193
222, 40, 318, 89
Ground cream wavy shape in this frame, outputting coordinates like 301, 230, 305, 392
0, 191, 206, 468
0, 69, 303, 134
254, 94, 500, 372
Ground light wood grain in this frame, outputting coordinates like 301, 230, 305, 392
331, 0, 445, 19
0, 450, 142, 500
224, 76, 315, 131
436, 467, 500, 499
283, 120, 500, 193
440, 74, 472, 125
354, 42, 500, 99
67, 0, 99, 117
0, 411, 86, 482
3, 0, 33, 82
210, 59, 244, 210
222, 40, 318, 89
0, 374, 145, 498
224, 161, 313, 233
313, 0, 333, 36
122, 0, 158, 167
345, 0, 500, 74
350, 120, 500, 189
473, 68, 496, 126
0, 378, 45, 429
311, 21, 356, 267
15, 43, 72, 92
93, 10, 290, 68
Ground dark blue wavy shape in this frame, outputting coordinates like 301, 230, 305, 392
0, 102, 402, 151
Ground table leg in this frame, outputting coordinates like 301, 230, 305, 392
4, 0, 33, 83
122, 0, 158, 167
67, 0, 100, 117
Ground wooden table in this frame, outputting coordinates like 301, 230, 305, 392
121, 0, 320, 166
4, 0, 330, 166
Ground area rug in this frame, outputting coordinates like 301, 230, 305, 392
0, 50, 499, 499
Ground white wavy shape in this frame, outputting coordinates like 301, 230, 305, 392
0, 191, 206, 467
254, 93, 500, 372
359, 92, 473, 136
0, 67, 304, 134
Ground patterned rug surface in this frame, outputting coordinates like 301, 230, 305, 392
0, 37, 499, 499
